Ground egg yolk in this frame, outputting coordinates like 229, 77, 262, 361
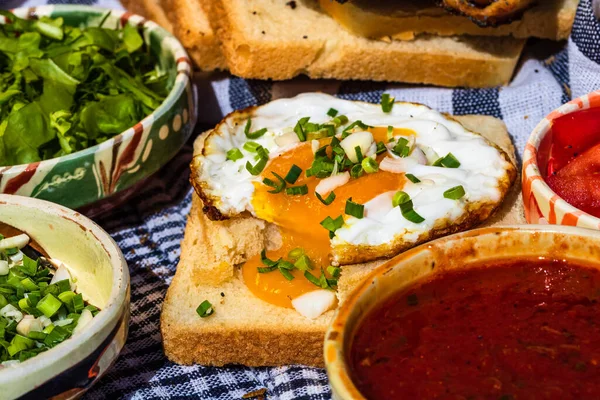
243, 127, 413, 308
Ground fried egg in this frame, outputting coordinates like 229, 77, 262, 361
191, 93, 516, 310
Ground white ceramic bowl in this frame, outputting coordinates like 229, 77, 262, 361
0, 194, 130, 399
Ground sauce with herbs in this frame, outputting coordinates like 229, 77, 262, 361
350, 260, 600, 399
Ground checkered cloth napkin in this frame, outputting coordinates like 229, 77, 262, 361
5, 0, 600, 398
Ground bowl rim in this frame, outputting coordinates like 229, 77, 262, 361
324, 224, 600, 400
0, 5, 192, 173
522, 90, 600, 227
0, 194, 129, 383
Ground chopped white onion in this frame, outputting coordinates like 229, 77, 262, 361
0, 304, 23, 323
311, 139, 319, 154
0, 260, 8, 276
418, 144, 440, 165
274, 132, 300, 147
409, 147, 428, 165
73, 309, 93, 336
50, 263, 75, 291
340, 131, 374, 163
0, 234, 30, 251
379, 157, 420, 173
292, 290, 337, 320
54, 318, 73, 327
16, 315, 43, 336
39, 315, 52, 327
315, 172, 350, 197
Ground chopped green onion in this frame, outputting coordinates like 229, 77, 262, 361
307, 131, 328, 141
333, 115, 348, 127
399, 200, 425, 223
315, 191, 336, 206
327, 266, 341, 278
246, 157, 268, 176
320, 215, 344, 233
72, 294, 84, 313
361, 157, 378, 173
284, 164, 303, 184
354, 146, 364, 163
350, 164, 363, 179
286, 185, 308, 196
405, 174, 421, 183
433, 153, 461, 168
226, 148, 243, 161
20, 277, 38, 291
392, 191, 411, 208
294, 255, 313, 271
279, 267, 294, 281
257, 265, 277, 273
327, 108, 339, 117
260, 249, 279, 267
278, 261, 295, 270
376, 141, 387, 155
380, 93, 395, 113
387, 125, 394, 141
244, 119, 267, 139
263, 172, 286, 194
294, 117, 310, 141
196, 300, 215, 318
392, 137, 410, 157
288, 248, 305, 260
444, 185, 466, 200
36, 294, 62, 318
304, 270, 321, 287
342, 120, 370, 138
243, 141, 261, 153
345, 198, 364, 219
58, 291, 76, 304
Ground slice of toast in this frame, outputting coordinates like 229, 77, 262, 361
205, 0, 525, 87
161, 114, 525, 367
319, 0, 579, 41
120, 0, 227, 71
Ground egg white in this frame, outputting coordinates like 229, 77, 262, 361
198, 93, 512, 250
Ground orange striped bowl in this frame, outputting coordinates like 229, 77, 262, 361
522, 90, 600, 229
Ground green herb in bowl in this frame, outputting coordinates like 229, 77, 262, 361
0, 232, 98, 365
0, 10, 169, 166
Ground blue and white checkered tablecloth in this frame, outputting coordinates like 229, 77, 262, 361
3, 0, 600, 398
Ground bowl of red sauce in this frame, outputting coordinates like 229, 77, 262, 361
324, 225, 600, 400
523, 90, 600, 228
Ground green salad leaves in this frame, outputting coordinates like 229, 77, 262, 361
0, 11, 169, 166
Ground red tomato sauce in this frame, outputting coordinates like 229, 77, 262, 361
540, 108, 600, 218
350, 260, 600, 400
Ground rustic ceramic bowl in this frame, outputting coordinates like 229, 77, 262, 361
522, 90, 600, 229
0, 5, 196, 210
0, 194, 130, 400
324, 225, 600, 400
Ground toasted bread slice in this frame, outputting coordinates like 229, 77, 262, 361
161, 114, 525, 367
120, 0, 226, 71
203, 0, 525, 87
319, 0, 579, 41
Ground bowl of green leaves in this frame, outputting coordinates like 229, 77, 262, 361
0, 6, 196, 210
0, 193, 129, 399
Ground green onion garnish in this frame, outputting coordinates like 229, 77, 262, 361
307, 131, 328, 141
342, 120, 370, 138
246, 157, 268, 176
304, 270, 321, 287
380, 93, 395, 113
320, 215, 344, 233
294, 117, 310, 141
243, 141, 261, 153
288, 248, 305, 260
376, 141, 387, 155
294, 255, 313, 271
279, 267, 294, 281
350, 164, 363, 179
315, 191, 336, 205
433, 153, 461, 168
327, 266, 341, 278
392, 137, 410, 157
392, 191, 411, 208
257, 265, 277, 273
345, 198, 364, 219
333, 115, 348, 127
399, 200, 425, 223
361, 157, 378, 173
260, 249, 279, 267
286, 184, 308, 195
387, 125, 394, 141
327, 108, 339, 117
444, 185, 466, 200
405, 174, 421, 183
263, 172, 286, 194
196, 300, 215, 318
354, 146, 364, 163
36, 294, 62, 318
226, 148, 244, 161
284, 164, 303, 184
244, 119, 268, 139
278, 261, 295, 270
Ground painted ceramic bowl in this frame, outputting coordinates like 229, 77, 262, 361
324, 225, 600, 399
0, 6, 196, 211
522, 90, 600, 229
0, 194, 130, 399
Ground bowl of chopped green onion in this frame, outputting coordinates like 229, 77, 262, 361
0, 194, 129, 399
0, 6, 196, 210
